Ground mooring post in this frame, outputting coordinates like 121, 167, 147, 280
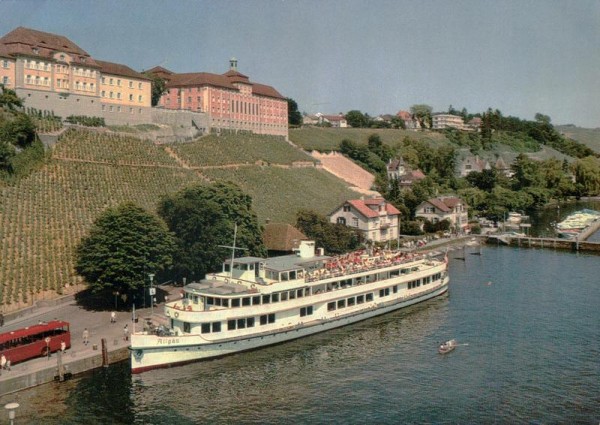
101, 338, 109, 367
56, 350, 64, 382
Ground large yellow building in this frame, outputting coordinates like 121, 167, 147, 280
0, 27, 152, 124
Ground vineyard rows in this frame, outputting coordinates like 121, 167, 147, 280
171, 133, 316, 167
0, 128, 356, 309
202, 167, 357, 224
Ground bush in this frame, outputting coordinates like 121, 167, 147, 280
65, 115, 105, 127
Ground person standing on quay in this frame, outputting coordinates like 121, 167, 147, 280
111, 311, 116, 324
83, 328, 89, 346
123, 324, 129, 341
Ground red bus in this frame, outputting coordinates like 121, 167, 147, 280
0, 320, 71, 365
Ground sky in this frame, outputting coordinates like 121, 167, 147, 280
1, 0, 599, 127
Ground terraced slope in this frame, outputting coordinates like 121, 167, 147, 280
0, 129, 355, 308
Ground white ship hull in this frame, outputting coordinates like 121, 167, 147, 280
130, 277, 448, 373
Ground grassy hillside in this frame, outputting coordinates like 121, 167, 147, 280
0, 129, 355, 308
289, 127, 449, 151
556, 125, 600, 154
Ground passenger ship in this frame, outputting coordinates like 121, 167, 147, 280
130, 240, 449, 373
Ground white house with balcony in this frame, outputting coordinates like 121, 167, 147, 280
329, 198, 401, 242
415, 196, 469, 233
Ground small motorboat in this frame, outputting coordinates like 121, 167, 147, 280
438, 339, 457, 354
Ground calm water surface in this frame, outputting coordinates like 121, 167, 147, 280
3, 245, 598, 424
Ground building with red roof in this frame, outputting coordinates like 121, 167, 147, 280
415, 196, 469, 233
329, 197, 401, 242
150, 58, 288, 138
0, 27, 152, 125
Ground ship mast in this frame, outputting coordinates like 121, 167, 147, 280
218, 224, 247, 278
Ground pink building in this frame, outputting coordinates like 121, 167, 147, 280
150, 58, 288, 138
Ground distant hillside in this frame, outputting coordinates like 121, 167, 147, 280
290, 126, 580, 164
556, 125, 600, 154
0, 129, 356, 308
290, 127, 449, 151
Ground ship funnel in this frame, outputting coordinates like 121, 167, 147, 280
297, 240, 316, 258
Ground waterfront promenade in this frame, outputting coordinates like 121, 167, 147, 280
0, 287, 177, 397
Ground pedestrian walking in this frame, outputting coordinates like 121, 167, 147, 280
1, 353, 6, 371
123, 324, 129, 341
60, 340, 66, 353
83, 328, 89, 346
111, 311, 116, 323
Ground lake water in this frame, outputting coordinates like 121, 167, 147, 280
3, 244, 599, 424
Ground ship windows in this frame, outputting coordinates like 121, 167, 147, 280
337, 299, 346, 309
357, 295, 365, 304
232, 298, 241, 307
327, 302, 336, 311
228, 320, 236, 330
206, 297, 214, 305
247, 317, 255, 328
272, 293, 279, 302
289, 291, 296, 300
347, 297, 356, 307
237, 319, 246, 329
296, 289, 304, 298
300, 306, 313, 317
393, 286, 398, 294
183, 322, 191, 333
203, 322, 222, 333
242, 297, 251, 306
281, 292, 288, 301
252, 296, 261, 305
262, 295, 271, 304
366, 293, 374, 302
260, 314, 276, 325
379, 288, 391, 297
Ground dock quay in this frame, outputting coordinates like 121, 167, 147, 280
0, 288, 177, 397
486, 235, 600, 253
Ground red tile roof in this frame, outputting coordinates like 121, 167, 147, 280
346, 198, 400, 218
161, 71, 284, 99
0, 27, 97, 67
95, 59, 150, 80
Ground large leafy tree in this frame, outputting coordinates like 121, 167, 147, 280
75, 202, 175, 295
345, 110, 370, 128
158, 182, 266, 281
296, 209, 362, 254
142, 72, 168, 106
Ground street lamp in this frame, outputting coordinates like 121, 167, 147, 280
148, 273, 155, 316
5, 402, 19, 425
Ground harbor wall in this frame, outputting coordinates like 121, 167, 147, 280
0, 346, 129, 396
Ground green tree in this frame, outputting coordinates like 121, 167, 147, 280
142, 72, 167, 107
0, 85, 23, 110
158, 182, 266, 280
286, 98, 302, 127
410, 104, 432, 129
1, 113, 36, 148
75, 202, 175, 296
296, 209, 362, 254
345, 110, 369, 128
573, 157, 600, 196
